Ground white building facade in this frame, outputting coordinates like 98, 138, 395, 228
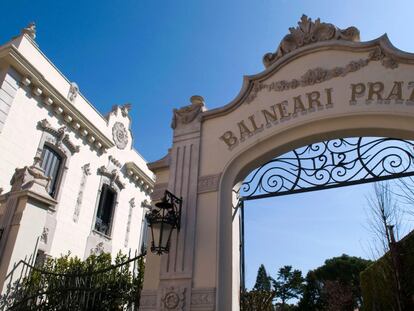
0, 24, 154, 289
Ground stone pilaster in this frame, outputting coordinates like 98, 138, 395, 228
142, 96, 206, 311
0, 157, 57, 292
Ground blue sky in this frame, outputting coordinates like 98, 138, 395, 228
2, 0, 414, 289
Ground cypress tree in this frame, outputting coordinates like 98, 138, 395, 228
254, 264, 271, 291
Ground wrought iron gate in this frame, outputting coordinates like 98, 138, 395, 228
236, 136, 414, 297
0, 252, 144, 311
239, 137, 414, 201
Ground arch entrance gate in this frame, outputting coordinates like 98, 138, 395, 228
140, 16, 414, 311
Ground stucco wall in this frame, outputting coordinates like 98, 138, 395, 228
0, 33, 154, 261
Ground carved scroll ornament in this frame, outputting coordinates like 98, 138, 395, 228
263, 15, 360, 68
171, 96, 205, 129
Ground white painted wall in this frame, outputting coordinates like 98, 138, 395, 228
0, 32, 154, 262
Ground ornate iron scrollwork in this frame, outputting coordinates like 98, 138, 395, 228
240, 137, 414, 201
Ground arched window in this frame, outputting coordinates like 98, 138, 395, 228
41, 145, 63, 198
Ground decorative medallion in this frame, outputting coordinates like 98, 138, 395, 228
112, 122, 128, 149
164, 292, 180, 309
161, 286, 186, 311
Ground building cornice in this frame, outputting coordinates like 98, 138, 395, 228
0, 44, 114, 152
125, 161, 155, 192
147, 151, 170, 172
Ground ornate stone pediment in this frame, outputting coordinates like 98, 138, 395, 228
171, 96, 206, 129
263, 15, 360, 68
38, 119, 80, 154
97, 166, 125, 190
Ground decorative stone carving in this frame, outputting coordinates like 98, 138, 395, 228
40, 227, 49, 244
109, 155, 122, 168
246, 46, 399, 104
10, 157, 51, 197
124, 198, 135, 247
112, 122, 128, 149
120, 104, 131, 117
37, 119, 80, 154
21, 22, 36, 40
198, 174, 221, 194
190, 288, 216, 310
161, 287, 186, 311
68, 82, 79, 102
171, 96, 205, 129
110, 103, 132, 118
369, 46, 398, 69
97, 166, 125, 190
263, 15, 360, 68
73, 163, 91, 223
90, 241, 104, 255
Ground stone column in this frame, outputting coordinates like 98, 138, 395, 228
141, 96, 207, 311
0, 157, 57, 292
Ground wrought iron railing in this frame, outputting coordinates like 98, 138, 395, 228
0, 251, 144, 311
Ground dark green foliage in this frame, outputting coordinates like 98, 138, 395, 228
0, 252, 144, 311
240, 290, 275, 311
273, 265, 304, 309
253, 264, 272, 291
298, 254, 371, 311
360, 231, 414, 311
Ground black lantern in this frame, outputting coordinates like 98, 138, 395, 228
145, 190, 182, 255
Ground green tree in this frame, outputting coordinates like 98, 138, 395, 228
254, 264, 272, 291
297, 270, 324, 311
298, 254, 371, 311
0, 252, 144, 311
273, 265, 304, 310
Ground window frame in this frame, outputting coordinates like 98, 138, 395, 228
94, 183, 118, 236
40, 143, 65, 199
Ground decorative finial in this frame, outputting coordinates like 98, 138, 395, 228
21, 22, 36, 40
68, 82, 79, 102
120, 103, 132, 117
171, 95, 206, 129
190, 95, 205, 106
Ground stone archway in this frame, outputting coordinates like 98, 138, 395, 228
140, 15, 414, 311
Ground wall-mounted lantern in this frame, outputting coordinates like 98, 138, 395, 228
145, 190, 182, 255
